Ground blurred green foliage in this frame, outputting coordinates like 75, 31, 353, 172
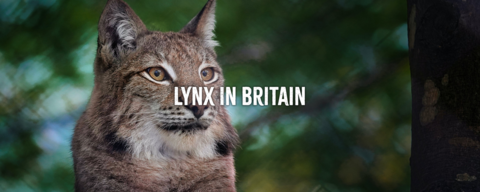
0, 0, 410, 191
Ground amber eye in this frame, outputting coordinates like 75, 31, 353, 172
201, 68, 214, 81
147, 67, 166, 81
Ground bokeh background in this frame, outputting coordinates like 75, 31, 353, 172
0, 0, 410, 191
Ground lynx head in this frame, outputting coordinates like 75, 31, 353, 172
88, 0, 238, 160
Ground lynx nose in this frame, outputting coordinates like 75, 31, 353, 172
186, 105, 209, 119
178, 94, 210, 119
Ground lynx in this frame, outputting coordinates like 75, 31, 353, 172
71, 0, 239, 191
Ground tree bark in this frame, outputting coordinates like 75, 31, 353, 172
409, 0, 480, 191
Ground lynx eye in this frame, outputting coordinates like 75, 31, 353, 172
141, 67, 172, 85
147, 67, 166, 81
201, 68, 214, 81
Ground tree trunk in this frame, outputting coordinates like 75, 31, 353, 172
408, 0, 480, 191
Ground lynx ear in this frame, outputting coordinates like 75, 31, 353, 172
180, 0, 219, 48
98, 0, 147, 60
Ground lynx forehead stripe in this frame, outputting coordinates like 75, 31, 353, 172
159, 61, 177, 81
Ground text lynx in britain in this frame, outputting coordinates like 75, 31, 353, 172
174, 87, 306, 106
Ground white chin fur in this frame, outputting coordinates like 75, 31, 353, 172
127, 121, 218, 161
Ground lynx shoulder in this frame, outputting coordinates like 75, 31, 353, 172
71, 0, 239, 191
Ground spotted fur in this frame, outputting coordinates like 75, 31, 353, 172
71, 0, 239, 191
